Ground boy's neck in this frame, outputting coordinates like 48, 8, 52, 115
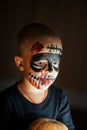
17, 77, 48, 104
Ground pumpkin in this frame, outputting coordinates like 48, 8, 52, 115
28, 118, 68, 130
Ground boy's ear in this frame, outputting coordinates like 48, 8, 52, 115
14, 56, 24, 71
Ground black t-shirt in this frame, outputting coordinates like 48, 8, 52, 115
0, 83, 75, 130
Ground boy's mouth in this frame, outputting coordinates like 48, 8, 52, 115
28, 72, 55, 87
40, 78, 51, 85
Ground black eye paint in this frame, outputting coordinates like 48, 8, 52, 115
31, 63, 47, 72
31, 53, 61, 72
53, 66, 59, 71
48, 62, 53, 72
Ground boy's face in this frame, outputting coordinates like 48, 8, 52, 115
20, 38, 62, 90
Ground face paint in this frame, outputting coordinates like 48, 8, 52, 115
47, 44, 62, 55
31, 53, 61, 72
24, 41, 62, 90
28, 72, 56, 89
31, 41, 44, 52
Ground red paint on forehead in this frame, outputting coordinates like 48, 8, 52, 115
30, 41, 44, 65
31, 41, 44, 52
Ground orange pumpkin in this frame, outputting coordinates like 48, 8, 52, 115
28, 118, 68, 130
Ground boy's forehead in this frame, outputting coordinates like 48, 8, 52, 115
31, 40, 62, 55
22, 37, 62, 57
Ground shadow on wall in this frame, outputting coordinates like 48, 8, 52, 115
71, 108, 87, 130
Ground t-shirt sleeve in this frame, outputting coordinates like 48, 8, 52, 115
56, 90, 75, 130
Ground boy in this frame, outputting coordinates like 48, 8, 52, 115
0, 23, 75, 130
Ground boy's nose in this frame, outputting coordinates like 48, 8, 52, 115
48, 63, 53, 72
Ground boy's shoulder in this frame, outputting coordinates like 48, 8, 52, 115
49, 85, 67, 98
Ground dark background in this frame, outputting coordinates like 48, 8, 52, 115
0, 0, 87, 129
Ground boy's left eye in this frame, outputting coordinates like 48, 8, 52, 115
34, 60, 47, 67
52, 61, 59, 68
31, 60, 47, 72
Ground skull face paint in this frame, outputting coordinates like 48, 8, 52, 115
29, 53, 60, 88
24, 41, 62, 90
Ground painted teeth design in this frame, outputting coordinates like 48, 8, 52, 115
28, 73, 55, 83
28, 73, 39, 81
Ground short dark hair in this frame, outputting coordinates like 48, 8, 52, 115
17, 22, 57, 44
17, 23, 60, 56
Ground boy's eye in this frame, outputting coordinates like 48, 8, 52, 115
34, 60, 47, 66
32, 60, 47, 71
52, 61, 59, 68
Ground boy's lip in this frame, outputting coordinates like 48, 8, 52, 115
41, 75, 55, 79
40, 78, 53, 85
